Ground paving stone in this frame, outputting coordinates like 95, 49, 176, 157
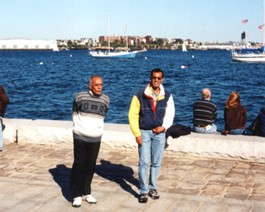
191, 159, 215, 168
1, 142, 265, 211
226, 205, 253, 212
252, 183, 265, 194
252, 206, 265, 212
201, 181, 230, 197
198, 203, 229, 212
171, 199, 202, 212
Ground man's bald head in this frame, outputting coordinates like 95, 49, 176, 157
201, 88, 211, 100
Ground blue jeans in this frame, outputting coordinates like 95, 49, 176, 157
193, 124, 217, 134
230, 128, 245, 135
0, 118, 3, 150
243, 127, 253, 135
138, 130, 165, 194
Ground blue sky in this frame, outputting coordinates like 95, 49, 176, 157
1, 0, 264, 42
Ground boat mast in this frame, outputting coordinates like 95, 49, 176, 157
262, 0, 265, 47
125, 24, 128, 52
107, 16, 110, 54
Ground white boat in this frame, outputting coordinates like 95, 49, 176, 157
89, 49, 139, 59
182, 42, 187, 52
89, 19, 144, 59
232, 51, 265, 62
232, 0, 265, 62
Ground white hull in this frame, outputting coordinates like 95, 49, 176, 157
232, 52, 265, 62
89, 50, 138, 59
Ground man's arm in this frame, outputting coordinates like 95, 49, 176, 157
0, 85, 9, 105
128, 96, 142, 144
162, 94, 175, 130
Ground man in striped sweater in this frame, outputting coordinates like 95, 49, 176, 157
193, 88, 218, 133
70, 76, 110, 208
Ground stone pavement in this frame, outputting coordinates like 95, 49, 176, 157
1, 142, 265, 212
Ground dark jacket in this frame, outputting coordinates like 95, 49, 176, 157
250, 108, 265, 137
224, 105, 246, 130
166, 124, 191, 138
136, 88, 170, 130
0, 85, 9, 117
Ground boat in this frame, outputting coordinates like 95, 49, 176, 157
232, 0, 265, 62
89, 19, 144, 59
232, 51, 265, 62
89, 48, 139, 59
182, 42, 187, 52
232, 47, 265, 62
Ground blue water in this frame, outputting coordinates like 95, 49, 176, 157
0, 50, 264, 131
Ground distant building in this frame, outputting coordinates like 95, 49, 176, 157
0, 39, 59, 51
98, 35, 121, 44
145, 36, 153, 44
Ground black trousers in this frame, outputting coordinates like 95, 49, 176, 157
70, 138, 101, 198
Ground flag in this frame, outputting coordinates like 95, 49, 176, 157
258, 24, 264, 29
242, 19, 248, 23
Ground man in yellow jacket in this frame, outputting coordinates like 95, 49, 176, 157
128, 68, 175, 203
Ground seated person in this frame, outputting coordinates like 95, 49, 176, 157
243, 108, 265, 137
193, 88, 218, 134
222, 91, 246, 135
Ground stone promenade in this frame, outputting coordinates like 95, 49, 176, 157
1, 141, 265, 212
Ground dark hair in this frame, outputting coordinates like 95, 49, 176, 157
150, 68, 164, 79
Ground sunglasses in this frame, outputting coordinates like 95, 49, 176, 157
151, 76, 162, 80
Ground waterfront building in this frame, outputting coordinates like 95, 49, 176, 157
0, 39, 59, 51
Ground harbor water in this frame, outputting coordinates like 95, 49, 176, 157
0, 50, 264, 131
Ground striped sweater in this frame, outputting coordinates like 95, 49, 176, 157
193, 99, 217, 126
72, 90, 110, 142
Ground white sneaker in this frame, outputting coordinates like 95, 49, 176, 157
86, 195, 97, 204
167, 136, 174, 145
72, 196, 82, 207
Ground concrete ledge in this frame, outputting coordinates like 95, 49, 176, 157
2, 118, 265, 160
3, 119, 72, 145
166, 133, 265, 160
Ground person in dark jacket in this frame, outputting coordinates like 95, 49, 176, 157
0, 85, 9, 151
252, 108, 265, 137
128, 68, 175, 203
243, 108, 265, 137
222, 91, 247, 135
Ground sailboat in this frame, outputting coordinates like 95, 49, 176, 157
232, 0, 265, 62
182, 42, 187, 52
89, 20, 144, 59
89, 47, 139, 59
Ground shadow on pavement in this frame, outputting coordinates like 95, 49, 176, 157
96, 160, 139, 198
49, 164, 72, 202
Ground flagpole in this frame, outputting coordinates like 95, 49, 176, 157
262, 0, 265, 47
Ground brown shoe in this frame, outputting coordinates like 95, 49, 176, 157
148, 189, 160, 199
139, 194, 148, 203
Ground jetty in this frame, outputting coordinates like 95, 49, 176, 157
1, 118, 265, 211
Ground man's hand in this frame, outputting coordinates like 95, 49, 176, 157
152, 126, 165, 134
135, 136, 142, 145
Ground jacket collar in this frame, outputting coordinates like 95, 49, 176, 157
144, 84, 165, 100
